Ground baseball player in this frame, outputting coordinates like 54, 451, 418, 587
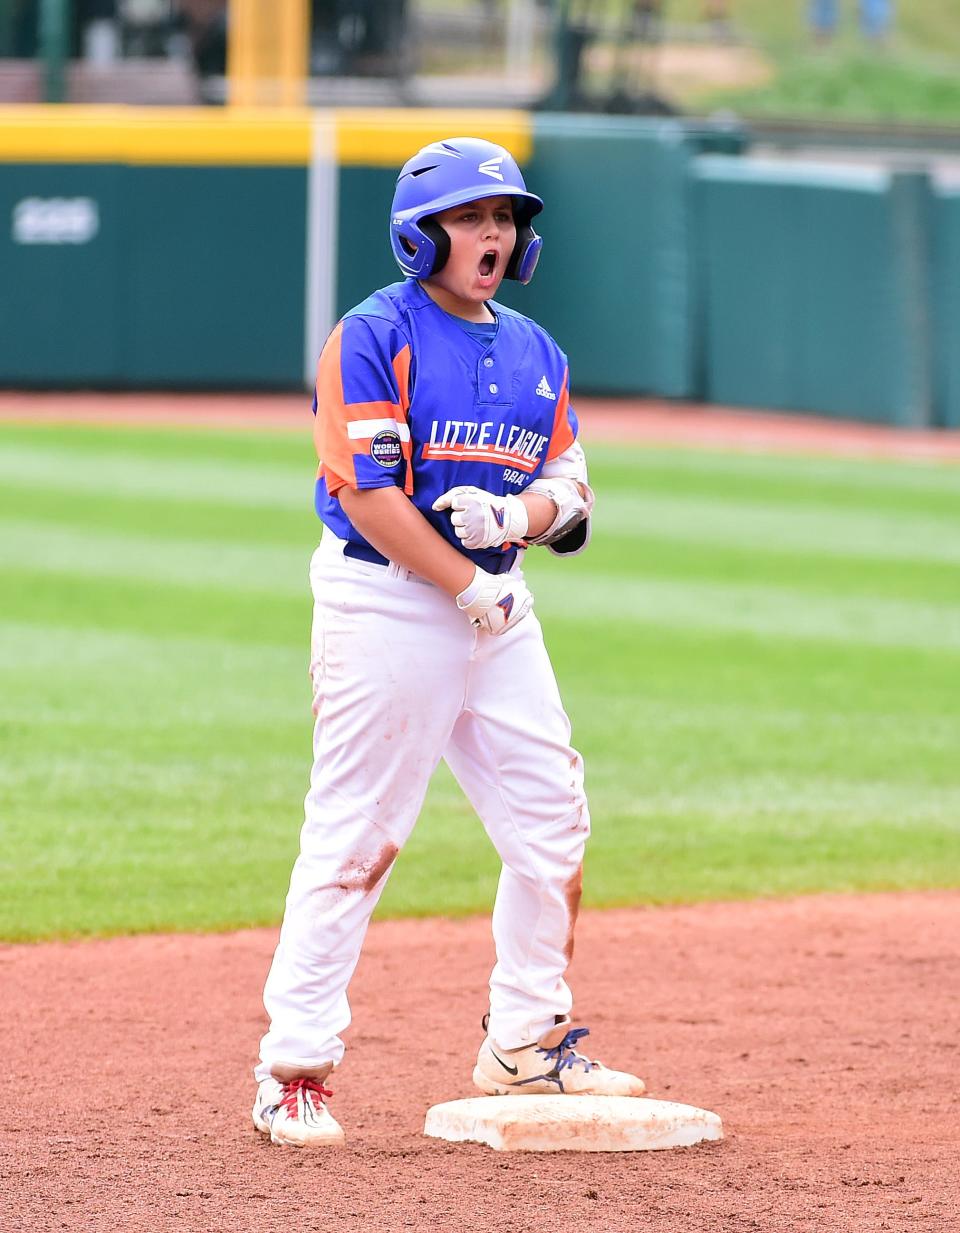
252, 137, 646, 1147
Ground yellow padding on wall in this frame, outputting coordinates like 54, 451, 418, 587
0, 106, 532, 167
0, 106, 312, 165
335, 109, 533, 166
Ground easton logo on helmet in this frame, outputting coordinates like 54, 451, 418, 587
478, 156, 505, 181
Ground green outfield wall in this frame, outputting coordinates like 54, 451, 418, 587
1, 105, 958, 430
695, 158, 938, 427
0, 108, 313, 387
934, 189, 960, 429
5, 162, 124, 383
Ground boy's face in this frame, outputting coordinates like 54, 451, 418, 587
423, 195, 517, 318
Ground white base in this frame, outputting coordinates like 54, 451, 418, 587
423, 1095, 723, 1153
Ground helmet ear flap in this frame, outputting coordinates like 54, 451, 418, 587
420, 216, 450, 277
506, 223, 542, 285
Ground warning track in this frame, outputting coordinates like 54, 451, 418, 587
2, 390, 959, 462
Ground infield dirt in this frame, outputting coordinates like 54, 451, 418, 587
2, 892, 957, 1232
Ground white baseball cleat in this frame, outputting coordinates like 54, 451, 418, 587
473, 1017, 646, 1097
252, 1074, 345, 1147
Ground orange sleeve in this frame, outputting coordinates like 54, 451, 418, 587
545, 367, 576, 462
313, 324, 355, 494
313, 323, 413, 497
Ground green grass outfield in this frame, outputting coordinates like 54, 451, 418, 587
1, 420, 959, 942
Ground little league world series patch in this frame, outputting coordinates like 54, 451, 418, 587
370, 430, 403, 468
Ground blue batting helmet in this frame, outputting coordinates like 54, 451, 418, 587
389, 137, 543, 285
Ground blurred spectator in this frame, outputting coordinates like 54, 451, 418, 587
633, 1, 663, 44
702, 0, 733, 43
177, 0, 226, 76
118, 0, 177, 57
79, 0, 120, 64
311, 1, 410, 78
809, 0, 894, 44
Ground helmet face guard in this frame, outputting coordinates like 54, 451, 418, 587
389, 137, 544, 285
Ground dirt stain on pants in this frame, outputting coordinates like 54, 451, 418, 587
334, 842, 399, 895
563, 863, 583, 962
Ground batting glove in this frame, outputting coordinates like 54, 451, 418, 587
456, 566, 533, 636
432, 486, 529, 550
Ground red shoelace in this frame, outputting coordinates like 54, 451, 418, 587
278, 1078, 333, 1116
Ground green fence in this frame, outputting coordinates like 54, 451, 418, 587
695, 158, 938, 427
934, 189, 960, 429
123, 166, 306, 387
2, 162, 306, 387
4, 163, 123, 383
335, 163, 397, 322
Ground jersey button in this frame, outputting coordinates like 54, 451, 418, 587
483, 357, 494, 368
488, 382, 499, 394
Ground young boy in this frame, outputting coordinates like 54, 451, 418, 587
252, 137, 646, 1147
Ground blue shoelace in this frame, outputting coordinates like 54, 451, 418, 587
537, 1025, 597, 1073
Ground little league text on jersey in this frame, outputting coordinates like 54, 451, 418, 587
424, 419, 550, 474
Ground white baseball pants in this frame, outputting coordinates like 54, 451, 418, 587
256, 532, 590, 1080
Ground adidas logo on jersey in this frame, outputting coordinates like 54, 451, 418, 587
536, 376, 556, 400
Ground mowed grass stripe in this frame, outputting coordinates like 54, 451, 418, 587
583, 536, 960, 604
0, 484, 315, 546
6, 470, 959, 566
0, 440, 314, 510
4, 429, 960, 516
0, 619, 305, 709
1, 521, 311, 596
3, 503, 956, 612
7, 508, 960, 630
527, 565, 960, 651
2, 569, 310, 645
4, 474, 958, 603
1, 422, 959, 940
0, 421, 311, 465
586, 442, 960, 508
596, 491, 960, 564
6, 543, 959, 648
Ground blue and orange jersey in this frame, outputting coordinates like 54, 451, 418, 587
312, 278, 578, 574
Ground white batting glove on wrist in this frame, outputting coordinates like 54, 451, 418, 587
456, 566, 533, 636
432, 486, 529, 549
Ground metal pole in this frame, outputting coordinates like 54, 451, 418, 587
39, 0, 70, 103
889, 171, 935, 428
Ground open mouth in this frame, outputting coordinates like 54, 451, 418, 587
479, 250, 497, 277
